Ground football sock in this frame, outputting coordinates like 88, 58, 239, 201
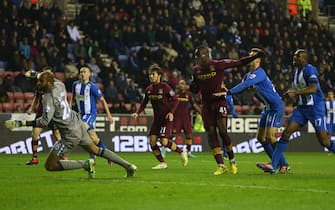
89, 139, 107, 159
99, 148, 131, 169
186, 138, 192, 152
97, 139, 107, 149
261, 141, 273, 160
167, 140, 182, 153
32, 140, 39, 158
58, 160, 87, 170
275, 142, 289, 167
225, 143, 235, 160
271, 138, 289, 169
151, 145, 165, 162
327, 141, 335, 153
213, 147, 224, 164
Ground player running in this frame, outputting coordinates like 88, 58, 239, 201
257, 49, 335, 173
70, 66, 113, 165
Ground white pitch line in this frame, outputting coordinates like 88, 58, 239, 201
44, 176, 332, 194
116, 179, 331, 194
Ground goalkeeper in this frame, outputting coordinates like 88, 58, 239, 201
5, 71, 136, 178
24, 67, 63, 165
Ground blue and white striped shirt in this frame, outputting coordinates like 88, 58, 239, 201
72, 80, 103, 115
326, 100, 335, 124
292, 64, 324, 106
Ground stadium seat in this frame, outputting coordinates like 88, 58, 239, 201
135, 103, 141, 110
0, 71, 5, 79
97, 101, 104, 113
14, 102, 25, 112
13, 71, 21, 78
124, 103, 131, 112
7, 92, 14, 102
14, 92, 25, 103
24, 102, 32, 111
2, 102, 14, 113
3, 71, 14, 78
24, 92, 35, 103
96, 82, 104, 93
234, 105, 242, 114
54, 72, 65, 82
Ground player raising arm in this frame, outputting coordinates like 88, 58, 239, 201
224, 48, 289, 173
191, 45, 262, 175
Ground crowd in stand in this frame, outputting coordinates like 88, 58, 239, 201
0, 0, 334, 114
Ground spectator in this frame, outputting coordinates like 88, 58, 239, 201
104, 80, 119, 104
86, 57, 102, 83
0, 79, 9, 102
125, 80, 142, 103
64, 58, 79, 91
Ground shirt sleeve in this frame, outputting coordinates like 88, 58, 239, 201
92, 83, 103, 99
166, 84, 179, 114
304, 65, 319, 84
214, 54, 258, 70
136, 87, 149, 115
229, 70, 265, 95
35, 93, 55, 127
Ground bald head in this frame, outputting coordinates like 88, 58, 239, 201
37, 71, 54, 92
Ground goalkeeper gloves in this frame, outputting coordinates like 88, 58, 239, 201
5, 119, 26, 130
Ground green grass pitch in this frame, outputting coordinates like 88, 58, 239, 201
1, 152, 334, 210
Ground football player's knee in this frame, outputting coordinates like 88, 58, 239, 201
267, 136, 277, 144
149, 136, 158, 147
281, 129, 293, 141
44, 162, 58, 171
212, 147, 222, 155
161, 138, 168, 147
32, 132, 40, 141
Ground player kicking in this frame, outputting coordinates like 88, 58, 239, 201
5, 71, 136, 178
